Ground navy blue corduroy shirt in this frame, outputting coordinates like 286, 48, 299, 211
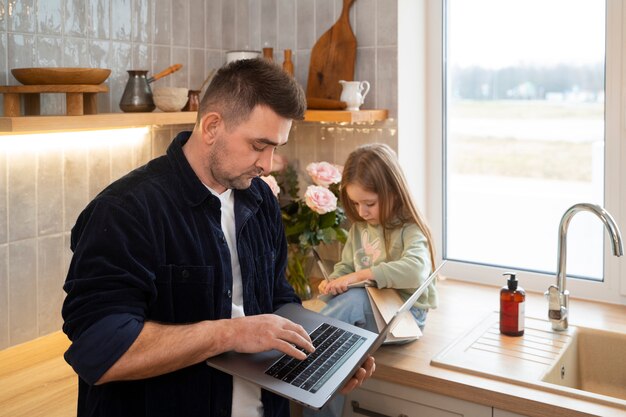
62, 131, 300, 417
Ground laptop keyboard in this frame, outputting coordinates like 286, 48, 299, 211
264, 323, 366, 393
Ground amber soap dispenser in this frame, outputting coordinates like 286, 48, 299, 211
499, 272, 525, 336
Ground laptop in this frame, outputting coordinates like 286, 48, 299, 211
206, 261, 445, 410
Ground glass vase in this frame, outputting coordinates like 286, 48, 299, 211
286, 244, 313, 300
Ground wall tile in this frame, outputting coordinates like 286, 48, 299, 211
234, 0, 250, 49
260, 0, 277, 49
8, 151, 37, 241
169, 47, 189, 87
205, 0, 222, 49
110, 41, 132, 112
315, 0, 334, 39
376, 46, 397, 117
189, 0, 204, 48
315, 125, 336, 163
112, 0, 132, 41
0, 0, 6, 31
62, 37, 90, 67
9, 0, 35, 32
172, 0, 189, 47
132, 0, 151, 43
152, 127, 174, 157
295, 49, 309, 91
63, 232, 72, 280
0, 33, 6, 112
37, 149, 63, 236
37, 0, 62, 35
36, 36, 63, 66
9, 239, 38, 345
189, 48, 205, 91
88, 145, 111, 200
355, 0, 375, 47
63, 147, 88, 232
248, 0, 261, 50
355, 47, 376, 110
132, 43, 151, 70
221, 0, 235, 50
154, 0, 172, 45
296, 0, 314, 50
134, 130, 152, 166
0, 151, 5, 244
205, 50, 224, 75
87, 0, 110, 40
376, 0, 396, 47
277, 0, 295, 51
37, 234, 65, 336
7, 34, 35, 85
0, 244, 7, 349
65, 0, 88, 37
152, 45, 172, 82
111, 141, 136, 181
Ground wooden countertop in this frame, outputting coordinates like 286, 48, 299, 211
1, 279, 625, 417
373, 278, 626, 417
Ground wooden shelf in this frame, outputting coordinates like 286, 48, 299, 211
0, 109, 388, 134
0, 111, 198, 134
304, 109, 388, 123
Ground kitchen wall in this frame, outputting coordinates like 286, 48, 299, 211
0, 0, 398, 349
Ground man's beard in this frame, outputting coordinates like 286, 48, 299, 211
208, 138, 262, 190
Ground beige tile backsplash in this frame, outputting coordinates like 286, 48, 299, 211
0, 0, 399, 349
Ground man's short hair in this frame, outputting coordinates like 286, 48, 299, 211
198, 58, 307, 129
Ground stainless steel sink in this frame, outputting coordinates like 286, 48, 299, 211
431, 312, 626, 410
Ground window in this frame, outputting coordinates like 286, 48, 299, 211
408, 0, 624, 303
445, 0, 606, 279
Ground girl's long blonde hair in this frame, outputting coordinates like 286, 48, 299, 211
340, 143, 436, 270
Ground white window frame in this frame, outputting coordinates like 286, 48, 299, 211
398, 0, 625, 305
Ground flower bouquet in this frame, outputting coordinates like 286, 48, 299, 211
262, 159, 348, 299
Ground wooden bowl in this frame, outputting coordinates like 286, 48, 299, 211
11, 68, 112, 85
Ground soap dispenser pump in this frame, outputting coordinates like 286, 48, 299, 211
500, 272, 525, 336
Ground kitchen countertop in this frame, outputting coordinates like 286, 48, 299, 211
1, 279, 625, 417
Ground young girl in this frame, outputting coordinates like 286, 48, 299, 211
319, 142, 437, 325
304, 143, 437, 417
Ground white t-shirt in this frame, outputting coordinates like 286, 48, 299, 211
208, 187, 263, 417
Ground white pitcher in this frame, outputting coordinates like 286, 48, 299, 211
339, 80, 370, 111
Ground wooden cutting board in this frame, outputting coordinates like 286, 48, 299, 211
306, 0, 357, 102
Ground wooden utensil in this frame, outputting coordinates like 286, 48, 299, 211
148, 64, 182, 83
306, 0, 357, 101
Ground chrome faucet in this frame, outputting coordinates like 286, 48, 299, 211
547, 203, 623, 331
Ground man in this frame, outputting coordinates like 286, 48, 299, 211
62, 58, 374, 417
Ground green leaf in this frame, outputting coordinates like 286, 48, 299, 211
319, 212, 336, 228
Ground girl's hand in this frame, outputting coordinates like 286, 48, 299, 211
320, 272, 362, 295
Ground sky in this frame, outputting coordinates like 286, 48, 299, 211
448, 0, 606, 69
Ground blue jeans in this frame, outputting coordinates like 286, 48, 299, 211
302, 288, 428, 417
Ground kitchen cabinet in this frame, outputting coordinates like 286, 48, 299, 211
0, 109, 388, 134
344, 379, 491, 417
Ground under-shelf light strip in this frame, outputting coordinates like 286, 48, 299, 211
0, 127, 149, 153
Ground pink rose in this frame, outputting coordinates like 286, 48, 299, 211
271, 153, 288, 172
304, 185, 337, 214
260, 175, 280, 197
306, 161, 342, 187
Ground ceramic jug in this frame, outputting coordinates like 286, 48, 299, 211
339, 80, 370, 111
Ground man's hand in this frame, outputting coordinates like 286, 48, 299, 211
228, 314, 315, 360
339, 355, 375, 395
